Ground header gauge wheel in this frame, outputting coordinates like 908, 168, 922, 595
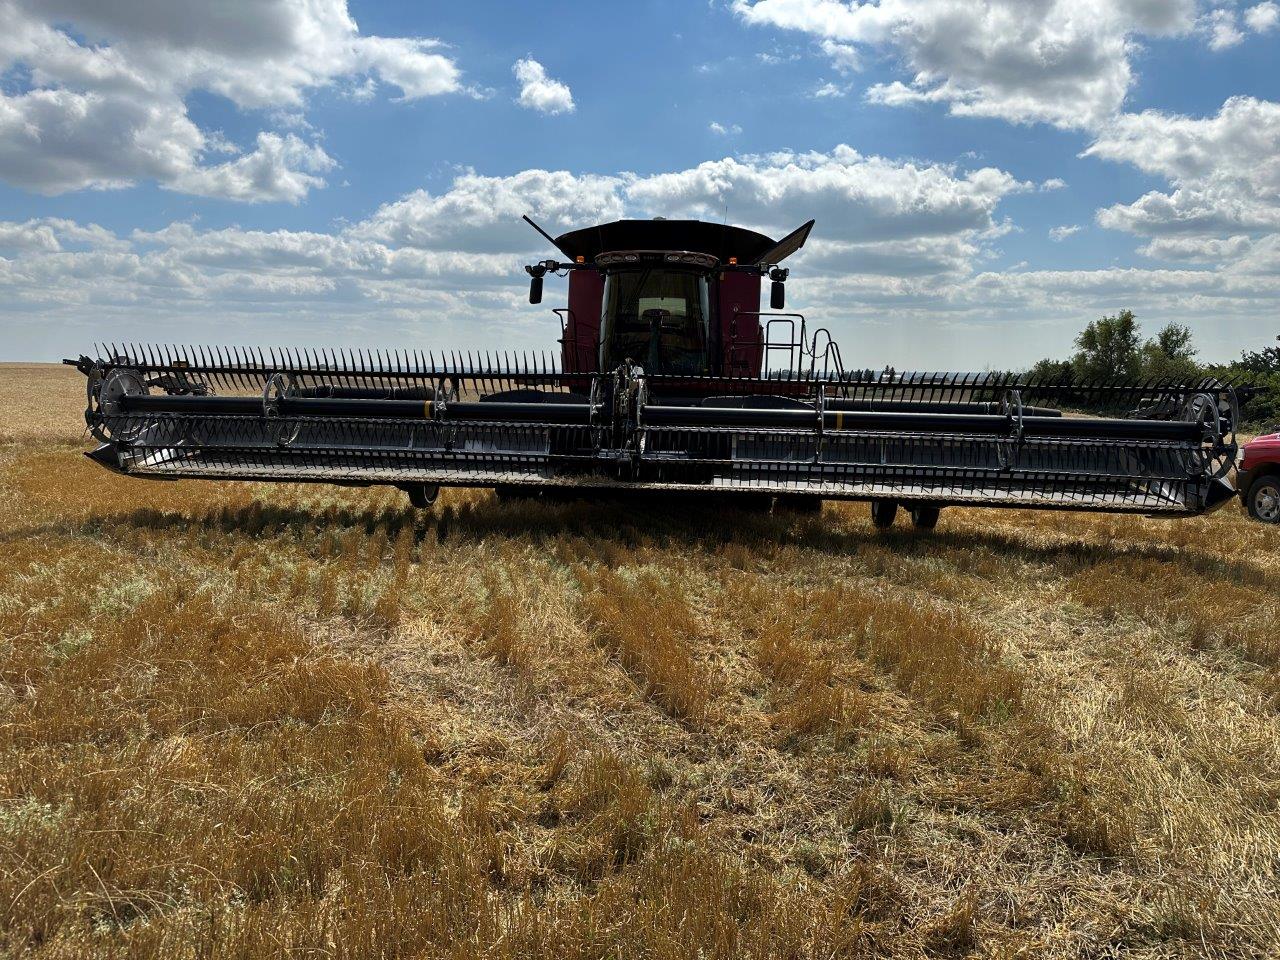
910, 505, 941, 530
870, 499, 898, 529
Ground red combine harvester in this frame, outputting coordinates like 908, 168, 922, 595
69, 217, 1242, 527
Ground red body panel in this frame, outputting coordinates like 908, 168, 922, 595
718, 271, 763, 377
1242, 432, 1280, 472
563, 270, 604, 373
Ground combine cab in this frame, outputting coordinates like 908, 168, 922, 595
70, 217, 1241, 525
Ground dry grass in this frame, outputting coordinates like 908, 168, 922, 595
3, 362, 1280, 957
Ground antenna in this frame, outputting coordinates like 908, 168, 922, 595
522, 214, 558, 248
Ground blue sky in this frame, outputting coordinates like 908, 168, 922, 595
2, 0, 1279, 369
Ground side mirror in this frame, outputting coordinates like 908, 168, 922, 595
770, 280, 785, 310
529, 275, 543, 304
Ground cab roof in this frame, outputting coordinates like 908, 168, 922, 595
537, 218, 813, 266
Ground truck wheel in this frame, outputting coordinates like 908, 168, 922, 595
910, 505, 941, 530
1247, 475, 1280, 523
870, 499, 898, 529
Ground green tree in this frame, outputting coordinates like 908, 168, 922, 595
1139, 322, 1201, 381
1208, 342, 1280, 429
1237, 344, 1280, 375
1027, 357, 1074, 382
1072, 309, 1142, 381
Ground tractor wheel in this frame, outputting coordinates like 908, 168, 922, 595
910, 505, 941, 530
403, 484, 439, 509
870, 499, 898, 529
1247, 475, 1280, 523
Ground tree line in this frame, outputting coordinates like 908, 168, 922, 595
1027, 310, 1279, 428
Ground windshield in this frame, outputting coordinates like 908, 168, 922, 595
599, 268, 711, 375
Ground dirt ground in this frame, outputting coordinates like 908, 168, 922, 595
1, 362, 1278, 959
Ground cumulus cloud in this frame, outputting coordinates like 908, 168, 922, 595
708, 121, 743, 135
0, 0, 462, 199
625, 147, 1028, 243
1085, 97, 1280, 238
1245, 1, 1280, 32
731, 0, 1201, 129
351, 169, 626, 252
1137, 235, 1254, 262
1201, 8, 1244, 50
166, 133, 337, 204
819, 39, 861, 74
1049, 225, 1081, 241
513, 58, 575, 115
349, 147, 1031, 262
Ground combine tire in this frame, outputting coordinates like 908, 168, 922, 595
910, 505, 941, 530
402, 484, 439, 509
870, 499, 898, 529
1247, 475, 1280, 523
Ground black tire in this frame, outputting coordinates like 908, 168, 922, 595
403, 484, 439, 509
1247, 475, 1280, 524
870, 499, 898, 529
910, 505, 941, 530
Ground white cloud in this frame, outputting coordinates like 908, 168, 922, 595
1245, 2, 1280, 32
1049, 225, 1081, 241
166, 133, 337, 204
1040, 178, 1067, 192
353, 147, 1028, 259
0, 220, 63, 253
813, 82, 846, 99
709, 121, 743, 135
0, 86, 203, 195
1201, 8, 1244, 50
351, 168, 627, 252
0, 0, 463, 199
353, 37, 462, 100
1085, 97, 1280, 237
732, 0, 1201, 129
624, 147, 1028, 243
819, 39, 861, 74
1137, 235, 1253, 262
513, 58, 575, 115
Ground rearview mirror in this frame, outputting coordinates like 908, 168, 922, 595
529, 275, 543, 304
770, 280, 785, 310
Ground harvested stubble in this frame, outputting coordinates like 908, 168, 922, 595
2, 362, 1280, 958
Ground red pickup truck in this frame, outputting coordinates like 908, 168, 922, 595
1240, 431, 1280, 523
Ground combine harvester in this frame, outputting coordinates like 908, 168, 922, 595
68, 217, 1241, 528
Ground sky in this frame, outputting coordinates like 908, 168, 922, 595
1, 0, 1279, 370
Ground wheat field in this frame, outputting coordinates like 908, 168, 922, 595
2, 361, 1279, 958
